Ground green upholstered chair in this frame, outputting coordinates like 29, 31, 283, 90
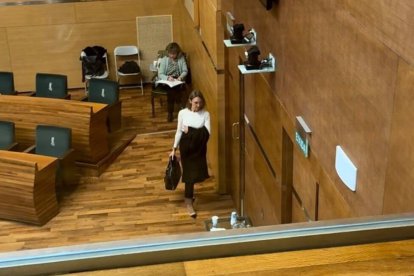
26, 125, 77, 187
35, 125, 72, 158
0, 120, 18, 150
86, 78, 122, 132
0, 71, 16, 95
35, 73, 70, 99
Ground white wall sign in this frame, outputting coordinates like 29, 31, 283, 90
335, 146, 358, 191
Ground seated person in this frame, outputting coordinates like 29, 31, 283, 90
157, 42, 188, 122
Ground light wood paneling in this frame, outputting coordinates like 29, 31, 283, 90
0, 3, 75, 27
73, 0, 178, 23
318, 169, 353, 220
280, 0, 397, 216
383, 60, 414, 214
225, 64, 240, 211
244, 73, 283, 184
0, 28, 11, 71
340, 0, 414, 65
292, 148, 318, 221
291, 193, 308, 223
242, 72, 284, 223
244, 128, 281, 226
198, 0, 224, 70
229, 0, 413, 220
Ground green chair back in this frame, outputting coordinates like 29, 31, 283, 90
0, 121, 15, 149
35, 125, 71, 158
0, 72, 15, 95
35, 73, 68, 99
88, 78, 119, 105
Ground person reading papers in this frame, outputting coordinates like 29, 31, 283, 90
156, 79, 184, 88
157, 42, 188, 122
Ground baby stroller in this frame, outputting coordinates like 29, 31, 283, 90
80, 46, 109, 92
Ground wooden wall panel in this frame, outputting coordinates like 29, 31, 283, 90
7, 21, 137, 90
383, 60, 414, 214
244, 128, 281, 226
224, 45, 242, 207
318, 169, 354, 220
242, 71, 286, 221
0, 3, 75, 27
230, 0, 412, 219
244, 73, 283, 182
291, 194, 308, 223
292, 148, 317, 221
280, 0, 398, 216
0, 28, 11, 71
225, 77, 240, 208
176, 2, 222, 190
198, 0, 223, 70
340, 0, 414, 65
73, 0, 178, 23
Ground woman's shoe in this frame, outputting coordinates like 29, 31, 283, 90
185, 198, 197, 218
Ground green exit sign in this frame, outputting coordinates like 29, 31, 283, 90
295, 116, 311, 158
295, 131, 309, 158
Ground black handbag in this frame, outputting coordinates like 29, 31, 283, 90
164, 156, 181, 190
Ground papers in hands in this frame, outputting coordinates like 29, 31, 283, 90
155, 79, 184, 88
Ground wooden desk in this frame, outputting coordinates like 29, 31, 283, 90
0, 150, 58, 225
0, 95, 109, 163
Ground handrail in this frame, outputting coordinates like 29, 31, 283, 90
1, 213, 414, 275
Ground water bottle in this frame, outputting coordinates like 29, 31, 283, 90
211, 215, 218, 229
230, 211, 237, 228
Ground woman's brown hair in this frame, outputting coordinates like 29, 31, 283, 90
165, 42, 183, 58
186, 90, 206, 110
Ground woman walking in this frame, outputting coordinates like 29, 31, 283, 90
170, 90, 210, 218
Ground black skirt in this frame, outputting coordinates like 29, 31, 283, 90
179, 126, 210, 184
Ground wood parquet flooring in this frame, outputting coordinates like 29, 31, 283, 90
0, 86, 235, 252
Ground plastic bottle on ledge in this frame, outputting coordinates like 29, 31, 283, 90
211, 216, 218, 228
230, 211, 237, 228
210, 215, 225, 231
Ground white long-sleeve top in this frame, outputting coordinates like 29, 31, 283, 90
173, 108, 211, 148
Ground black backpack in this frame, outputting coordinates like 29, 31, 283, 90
118, 61, 140, 74
81, 46, 107, 80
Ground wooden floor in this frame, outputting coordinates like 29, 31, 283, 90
0, 86, 235, 252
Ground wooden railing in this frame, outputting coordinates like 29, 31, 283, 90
0, 150, 58, 225
0, 95, 109, 163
